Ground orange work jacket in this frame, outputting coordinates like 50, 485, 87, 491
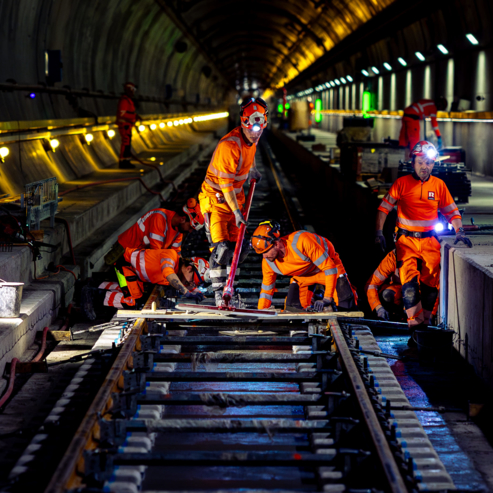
404, 99, 440, 136
378, 174, 460, 232
118, 209, 183, 254
365, 250, 400, 311
199, 127, 257, 208
117, 95, 137, 125
258, 231, 345, 309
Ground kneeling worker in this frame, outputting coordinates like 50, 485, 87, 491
252, 221, 357, 312
198, 98, 267, 307
375, 141, 472, 332
366, 249, 403, 321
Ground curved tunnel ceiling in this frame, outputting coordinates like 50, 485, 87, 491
160, 0, 397, 91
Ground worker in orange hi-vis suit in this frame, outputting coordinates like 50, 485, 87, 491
375, 141, 472, 340
398, 97, 447, 152
198, 97, 268, 307
117, 82, 142, 169
251, 221, 357, 312
365, 249, 403, 321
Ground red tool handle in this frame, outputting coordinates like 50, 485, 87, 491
222, 179, 257, 305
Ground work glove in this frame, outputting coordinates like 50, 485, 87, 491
233, 209, 247, 227
184, 290, 205, 303
249, 167, 262, 184
436, 136, 443, 150
313, 297, 337, 313
375, 230, 387, 253
454, 227, 473, 248
376, 306, 390, 321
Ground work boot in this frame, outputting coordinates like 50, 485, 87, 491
119, 159, 135, 169
215, 291, 225, 307
230, 292, 246, 309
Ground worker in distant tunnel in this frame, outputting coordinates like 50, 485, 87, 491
198, 98, 267, 307
375, 141, 472, 341
82, 256, 209, 318
117, 82, 142, 169
398, 97, 447, 153
252, 221, 357, 312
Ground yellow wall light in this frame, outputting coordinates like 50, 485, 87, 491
50, 139, 60, 151
159, 122, 165, 128
85, 133, 94, 144
0, 147, 9, 159
138, 124, 146, 132
107, 129, 116, 138
167, 121, 173, 127
150, 123, 157, 130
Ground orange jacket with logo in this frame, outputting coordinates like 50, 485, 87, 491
404, 99, 440, 136
118, 209, 183, 254
258, 231, 345, 309
199, 127, 257, 208
365, 250, 400, 311
117, 95, 137, 125
378, 174, 460, 232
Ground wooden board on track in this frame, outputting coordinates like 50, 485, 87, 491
115, 308, 364, 320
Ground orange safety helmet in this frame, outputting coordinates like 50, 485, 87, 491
411, 140, 438, 160
183, 198, 204, 230
240, 98, 269, 131
251, 220, 281, 254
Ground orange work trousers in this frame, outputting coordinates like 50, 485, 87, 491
398, 116, 420, 149
199, 195, 244, 244
292, 270, 348, 309
123, 247, 177, 285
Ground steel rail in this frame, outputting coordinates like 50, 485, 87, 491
328, 319, 408, 493
44, 288, 160, 493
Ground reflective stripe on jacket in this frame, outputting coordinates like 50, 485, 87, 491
118, 209, 183, 254
258, 231, 345, 309
378, 174, 460, 232
365, 250, 400, 311
404, 99, 440, 136
199, 126, 257, 206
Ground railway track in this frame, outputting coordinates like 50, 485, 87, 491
4, 141, 454, 493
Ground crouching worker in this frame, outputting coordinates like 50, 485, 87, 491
82, 255, 208, 319
198, 97, 267, 307
251, 221, 357, 312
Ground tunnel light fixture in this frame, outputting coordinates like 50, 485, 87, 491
346, 75, 353, 82
334, 79, 341, 85
325, 82, 331, 88
173, 121, 179, 126
150, 123, 157, 130
361, 69, 370, 76
383, 63, 392, 71
107, 129, 115, 138
150, 157, 156, 161
167, 121, 173, 127
193, 112, 229, 122
0, 147, 9, 160
330, 81, 336, 87
371, 66, 380, 74
159, 122, 165, 129
84, 133, 94, 144
437, 44, 449, 55
178, 119, 184, 125
398, 57, 407, 66
138, 124, 146, 132
50, 139, 59, 151
340, 77, 346, 84
466, 34, 478, 45
415, 52, 425, 61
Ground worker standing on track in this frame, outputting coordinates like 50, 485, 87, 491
117, 82, 142, 169
252, 221, 357, 312
198, 98, 267, 307
375, 141, 472, 337
398, 98, 447, 152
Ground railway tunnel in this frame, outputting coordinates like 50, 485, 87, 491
1, 0, 493, 492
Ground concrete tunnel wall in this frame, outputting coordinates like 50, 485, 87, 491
0, 0, 232, 121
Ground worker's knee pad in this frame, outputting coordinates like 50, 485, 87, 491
209, 266, 227, 291
402, 280, 420, 310
286, 282, 302, 309
238, 238, 251, 264
336, 276, 357, 310
211, 241, 233, 266
381, 288, 396, 305
420, 282, 438, 311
